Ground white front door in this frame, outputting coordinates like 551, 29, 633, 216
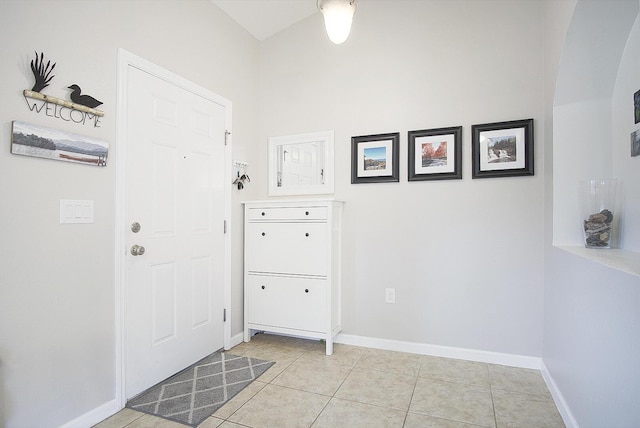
123, 65, 227, 399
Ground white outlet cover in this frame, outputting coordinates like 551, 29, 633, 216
385, 288, 396, 303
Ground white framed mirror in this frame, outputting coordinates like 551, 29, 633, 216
268, 130, 335, 196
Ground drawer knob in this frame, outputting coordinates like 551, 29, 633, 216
261, 285, 266, 290
261, 232, 266, 236
305, 211, 310, 216
305, 233, 309, 237
305, 289, 309, 293
261, 212, 266, 216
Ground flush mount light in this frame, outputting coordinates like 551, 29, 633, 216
317, 0, 357, 44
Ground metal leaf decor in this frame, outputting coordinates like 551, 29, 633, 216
30, 51, 56, 93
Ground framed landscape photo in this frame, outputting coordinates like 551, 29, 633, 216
408, 126, 462, 181
634, 89, 640, 124
471, 118, 534, 179
351, 132, 400, 183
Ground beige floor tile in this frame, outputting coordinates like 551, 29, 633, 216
489, 365, 551, 398
228, 384, 330, 428
492, 389, 565, 428
311, 397, 405, 428
226, 341, 255, 355
272, 358, 352, 395
219, 422, 249, 428
404, 412, 487, 428
410, 378, 496, 428
302, 342, 366, 367
419, 356, 490, 387
335, 369, 416, 410
354, 348, 422, 377
93, 408, 145, 428
126, 413, 188, 428
196, 416, 225, 428
248, 333, 316, 351
212, 380, 267, 419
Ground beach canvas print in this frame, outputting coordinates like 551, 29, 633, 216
11, 121, 108, 167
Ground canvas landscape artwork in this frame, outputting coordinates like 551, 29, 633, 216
11, 121, 108, 166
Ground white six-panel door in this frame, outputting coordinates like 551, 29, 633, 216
124, 65, 227, 399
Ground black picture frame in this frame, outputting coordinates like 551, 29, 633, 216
471, 118, 534, 179
634, 89, 640, 124
408, 126, 462, 181
351, 132, 400, 183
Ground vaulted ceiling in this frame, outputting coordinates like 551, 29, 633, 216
211, 0, 319, 41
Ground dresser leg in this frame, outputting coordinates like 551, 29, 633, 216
325, 337, 334, 356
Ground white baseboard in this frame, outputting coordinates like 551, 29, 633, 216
335, 333, 542, 369
227, 331, 245, 350
541, 361, 579, 428
59, 398, 121, 428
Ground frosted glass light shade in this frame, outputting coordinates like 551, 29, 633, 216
318, 0, 356, 44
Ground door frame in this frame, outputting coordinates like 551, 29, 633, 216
114, 49, 232, 407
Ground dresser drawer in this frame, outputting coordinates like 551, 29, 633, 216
247, 206, 327, 221
245, 222, 327, 276
246, 275, 326, 333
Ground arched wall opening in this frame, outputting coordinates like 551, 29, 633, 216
553, 0, 640, 269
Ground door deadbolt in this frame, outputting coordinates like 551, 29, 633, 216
130, 245, 145, 256
131, 222, 141, 233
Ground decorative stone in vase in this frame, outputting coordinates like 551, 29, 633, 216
579, 179, 619, 249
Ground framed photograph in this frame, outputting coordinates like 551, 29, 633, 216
408, 126, 462, 181
351, 132, 400, 183
11, 121, 108, 167
471, 118, 534, 178
631, 129, 640, 157
634, 89, 640, 124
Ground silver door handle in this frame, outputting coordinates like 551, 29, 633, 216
130, 245, 145, 256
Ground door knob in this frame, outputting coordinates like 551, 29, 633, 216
130, 245, 145, 256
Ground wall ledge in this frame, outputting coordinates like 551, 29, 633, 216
556, 246, 640, 277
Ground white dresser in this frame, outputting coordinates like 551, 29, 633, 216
243, 199, 343, 355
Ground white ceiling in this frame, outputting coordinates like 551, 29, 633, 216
211, 0, 319, 41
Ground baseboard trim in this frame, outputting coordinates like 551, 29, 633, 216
228, 332, 244, 350
334, 333, 542, 369
541, 361, 579, 428
59, 398, 121, 428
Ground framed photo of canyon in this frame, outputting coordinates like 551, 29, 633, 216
471, 118, 534, 179
408, 126, 462, 181
351, 132, 399, 184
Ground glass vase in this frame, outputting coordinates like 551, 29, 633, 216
579, 178, 619, 249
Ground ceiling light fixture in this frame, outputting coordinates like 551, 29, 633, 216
317, 0, 357, 44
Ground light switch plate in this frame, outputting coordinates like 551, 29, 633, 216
60, 199, 94, 224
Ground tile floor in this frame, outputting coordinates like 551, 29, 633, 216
94, 334, 565, 428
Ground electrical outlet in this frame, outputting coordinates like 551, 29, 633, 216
385, 288, 395, 304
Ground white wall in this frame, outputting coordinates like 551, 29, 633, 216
258, 0, 546, 357
0, 1, 259, 426
544, 0, 640, 426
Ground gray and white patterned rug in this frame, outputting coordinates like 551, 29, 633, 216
126, 352, 274, 427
